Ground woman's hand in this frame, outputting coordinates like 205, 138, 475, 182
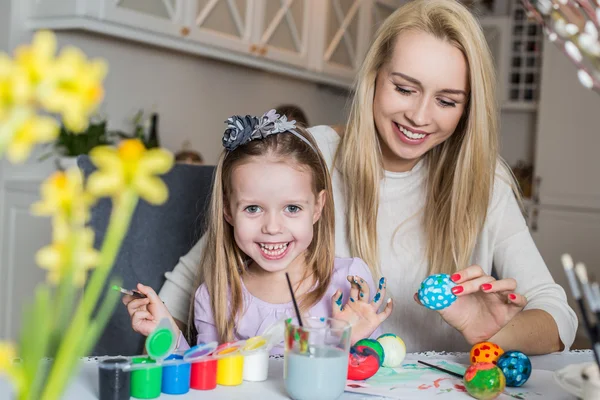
123, 283, 180, 338
332, 275, 393, 345
414, 265, 527, 345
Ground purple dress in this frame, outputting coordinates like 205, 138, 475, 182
178, 257, 382, 353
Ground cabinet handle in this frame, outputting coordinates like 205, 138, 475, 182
530, 206, 539, 232
532, 176, 541, 205
180, 27, 190, 37
259, 46, 267, 56
250, 44, 258, 53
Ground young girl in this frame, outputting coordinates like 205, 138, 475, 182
123, 110, 393, 350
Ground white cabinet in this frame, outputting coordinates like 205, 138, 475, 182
312, 0, 371, 81
252, 0, 311, 68
102, 0, 185, 37
186, 0, 254, 54
0, 181, 50, 341
25, 0, 515, 92
528, 35, 600, 343
530, 207, 600, 341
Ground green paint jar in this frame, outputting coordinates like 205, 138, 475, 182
130, 357, 162, 399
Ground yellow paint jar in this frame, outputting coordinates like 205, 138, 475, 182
215, 344, 244, 386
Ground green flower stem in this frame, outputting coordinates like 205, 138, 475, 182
18, 285, 51, 400
0, 126, 16, 161
41, 189, 138, 399
48, 231, 79, 357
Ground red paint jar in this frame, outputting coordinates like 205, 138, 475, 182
190, 359, 217, 390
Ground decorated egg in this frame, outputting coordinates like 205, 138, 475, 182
496, 351, 532, 387
470, 342, 504, 365
417, 274, 457, 310
347, 345, 381, 380
354, 338, 385, 366
376, 333, 406, 368
464, 362, 506, 400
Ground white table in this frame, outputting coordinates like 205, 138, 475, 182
0, 351, 593, 399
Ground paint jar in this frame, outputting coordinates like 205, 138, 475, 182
184, 342, 219, 390
98, 357, 130, 400
130, 357, 162, 399
190, 358, 218, 390
146, 318, 176, 361
242, 336, 269, 382
215, 342, 244, 386
161, 354, 190, 395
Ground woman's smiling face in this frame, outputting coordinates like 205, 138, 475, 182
373, 30, 469, 172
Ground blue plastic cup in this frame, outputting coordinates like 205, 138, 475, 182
161, 354, 191, 395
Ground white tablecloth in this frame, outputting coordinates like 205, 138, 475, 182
0, 351, 593, 399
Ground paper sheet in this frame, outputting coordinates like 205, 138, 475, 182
344, 359, 573, 399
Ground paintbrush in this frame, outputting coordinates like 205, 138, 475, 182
285, 272, 303, 327
417, 360, 524, 400
111, 285, 147, 299
574, 262, 600, 366
562, 255, 600, 349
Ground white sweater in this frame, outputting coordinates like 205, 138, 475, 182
159, 125, 577, 352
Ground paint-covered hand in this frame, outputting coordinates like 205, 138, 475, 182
414, 265, 527, 345
123, 283, 180, 338
331, 276, 393, 345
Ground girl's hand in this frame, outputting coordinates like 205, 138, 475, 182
331, 275, 393, 345
123, 283, 180, 338
413, 265, 527, 345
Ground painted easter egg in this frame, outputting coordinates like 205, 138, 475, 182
470, 342, 504, 365
464, 362, 506, 400
417, 274, 457, 310
347, 345, 381, 381
376, 334, 406, 368
354, 338, 385, 366
496, 351, 532, 387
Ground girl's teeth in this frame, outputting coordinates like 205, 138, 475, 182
398, 125, 426, 139
259, 243, 288, 256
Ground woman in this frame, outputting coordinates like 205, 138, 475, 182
158, 0, 576, 353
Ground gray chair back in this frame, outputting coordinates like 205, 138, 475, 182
77, 155, 215, 356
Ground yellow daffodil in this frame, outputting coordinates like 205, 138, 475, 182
14, 30, 56, 87
0, 54, 35, 119
88, 139, 174, 204
36, 228, 99, 287
0, 342, 16, 373
0, 341, 23, 393
31, 168, 94, 227
39, 46, 107, 133
0, 107, 59, 163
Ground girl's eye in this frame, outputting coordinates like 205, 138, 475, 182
394, 85, 412, 95
285, 205, 301, 213
245, 205, 261, 213
438, 99, 457, 108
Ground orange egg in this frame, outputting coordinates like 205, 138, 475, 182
470, 342, 504, 365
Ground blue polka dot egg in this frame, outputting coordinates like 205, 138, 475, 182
417, 274, 457, 310
496, 351, 532, 387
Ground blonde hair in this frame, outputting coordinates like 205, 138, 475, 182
337, 0, 517, 276
190, 127, 335, 343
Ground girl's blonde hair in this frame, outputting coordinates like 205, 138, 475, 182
190, 127, 335, 343
337, 0, 516, 276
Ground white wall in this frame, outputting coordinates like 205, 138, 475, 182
0, 0, 10, 52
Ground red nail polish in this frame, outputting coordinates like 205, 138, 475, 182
509, 294, 517, 301
451, 286, 463, 295
481, 283, 492, 291
450, 273, 461, 282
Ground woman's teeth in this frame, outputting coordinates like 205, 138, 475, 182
398, 124, 426, 139
259, 243, 288, 256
